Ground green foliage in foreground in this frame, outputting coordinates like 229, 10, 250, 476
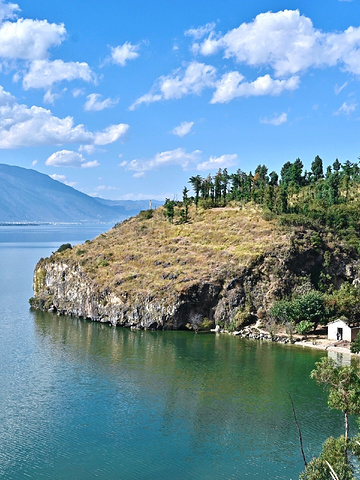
299, 358, 360, 479
299, 436, 354, 480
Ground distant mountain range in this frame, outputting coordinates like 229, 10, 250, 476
0, 164, 162, 223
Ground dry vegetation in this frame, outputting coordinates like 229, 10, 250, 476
53, 204, 291, 299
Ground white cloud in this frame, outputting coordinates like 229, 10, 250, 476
47, 150, 98, 169
195, 9, 360, 78
129, 93, 162, 110
172, 121, 194, 137
160, 62, 216, 99
260, 112, 288, 126
31, 159, 37, 166
211, 72, 299, 103
49, 173, 76, 187
84, 93, 118, 111
0, 0, 20, 23
93, 124, 129, 145
196, 154, 238, 171
334, 82, 348, 95
81, 160, 99, 168
46, 150, 86, 167
79, 144, 96, 154
72, 88, 85, 98
43, 89, 63, 105
185, 22, 216, 40
0, 18, 65, 61
109, 42, 140, 66
0, 85, 129, 148
130, 62, 217, 109
23, 59, 95, 90
120, 147, 201, 175
334, 101, 356, 115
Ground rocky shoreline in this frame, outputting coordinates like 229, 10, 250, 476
212, 324, 357, 357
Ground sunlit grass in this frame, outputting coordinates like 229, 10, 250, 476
53, 204, 292, 300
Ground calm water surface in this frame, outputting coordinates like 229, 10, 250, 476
0, 225, 355, 479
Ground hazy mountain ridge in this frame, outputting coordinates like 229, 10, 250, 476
0, 164, 162, 223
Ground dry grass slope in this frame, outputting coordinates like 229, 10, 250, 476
53, 204, 291, 301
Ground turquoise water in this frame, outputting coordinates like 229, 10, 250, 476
0, 225, 354, 479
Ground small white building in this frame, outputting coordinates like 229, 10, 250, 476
327, 319, 360, 342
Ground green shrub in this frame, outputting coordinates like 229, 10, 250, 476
56, 243, 72, 253
138, 209, 154, 220
296, 320, 315, 337
350, 332, 360, 353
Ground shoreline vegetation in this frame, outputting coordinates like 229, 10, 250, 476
212, 323, 356, 357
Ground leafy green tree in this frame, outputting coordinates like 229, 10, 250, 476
296, 320, 315, 337
297, 291, 325, 327
179, 187, 190, 223
270, 299, 300, 324
333, 158, 341, 172
299, 436, 354, 480
189, 175, 202, 207
164, 198, 175, 223
311, 155, 324, 182
269, 170, 278, 186
328, 283, 360, 322
311, 358, 360, 447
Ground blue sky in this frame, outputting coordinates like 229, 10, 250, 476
1, 0, 360, 200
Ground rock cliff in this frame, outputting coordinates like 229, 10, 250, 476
31, 206, 359, 330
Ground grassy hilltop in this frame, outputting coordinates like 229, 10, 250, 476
55, 204, 289, 298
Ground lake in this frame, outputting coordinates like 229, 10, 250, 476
0, 225, 354, 479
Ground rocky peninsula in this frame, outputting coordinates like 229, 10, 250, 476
30, 205, 359, 332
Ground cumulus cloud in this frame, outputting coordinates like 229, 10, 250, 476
84, 93, 118, 111
120, 147, 201, 175
334, 101, 356, 115
196, 154, 238, 171
172, 121, 194, 137
46, 150, 100, 168
23, 59, 95, 90
194, 9, 360, 78
109, 42, 140, 66
211, 72, 299, 103
130, 62, 217, 109
0, 85, 129, 148
46, 150, 86, 167
0, 18, 65, 61
260, 112, 288, 126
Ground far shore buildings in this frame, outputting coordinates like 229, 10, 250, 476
327, 319, 360, 342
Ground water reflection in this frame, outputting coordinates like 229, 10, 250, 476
29, 309, 351, 480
